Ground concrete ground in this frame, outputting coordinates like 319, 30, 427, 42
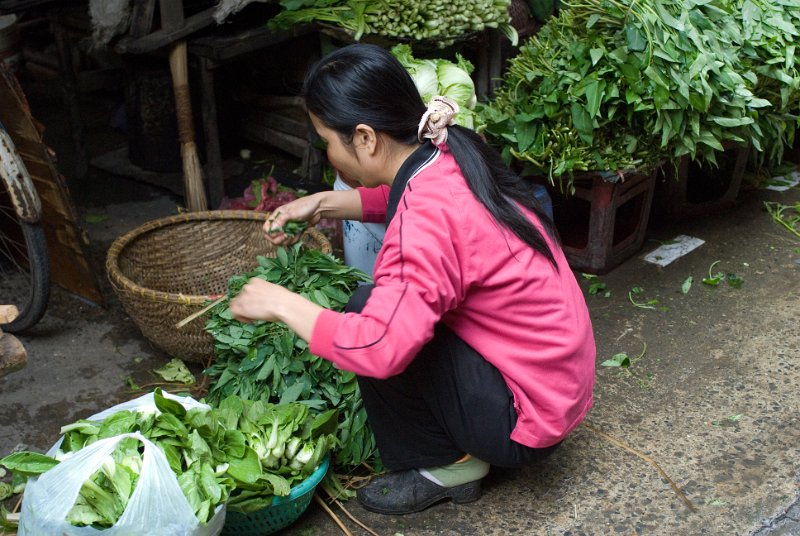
1, 87, 799, 536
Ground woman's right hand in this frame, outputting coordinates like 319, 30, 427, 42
264, 194, 323, 245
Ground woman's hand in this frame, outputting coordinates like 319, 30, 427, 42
229, 277, 324, 342
264, 195, 323, 246
229, 278, 291, 323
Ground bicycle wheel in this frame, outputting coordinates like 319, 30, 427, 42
0, 186, 50, 333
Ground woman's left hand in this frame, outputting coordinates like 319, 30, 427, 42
229, 277, 291, 323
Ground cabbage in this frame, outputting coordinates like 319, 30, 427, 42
410, 60, 440, 101
392, 44, 478, 129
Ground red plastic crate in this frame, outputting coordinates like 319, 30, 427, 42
654, 143, 749, 218
550, 169, 657, 274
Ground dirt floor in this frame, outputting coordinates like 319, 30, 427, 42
1, 79, 799, 536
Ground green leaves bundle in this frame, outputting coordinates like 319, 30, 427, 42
736, 0, 800, 169
203, 243, 377, 470
482, 0, 778, 190
268, 0, 518, 48
0, 390, 336, 528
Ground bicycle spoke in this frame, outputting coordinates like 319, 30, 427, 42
0, 233, 29, 273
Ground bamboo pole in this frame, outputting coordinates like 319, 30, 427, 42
167, 41, 208, 211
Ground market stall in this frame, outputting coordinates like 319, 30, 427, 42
1, 0, 799, 534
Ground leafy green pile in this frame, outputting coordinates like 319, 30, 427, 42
211, 395, 336, 512
481, 0, 781, 190
268, 0, 517, 48
203, 243, 377, 470
736, 0, 800, 170
0, 390, 336, 528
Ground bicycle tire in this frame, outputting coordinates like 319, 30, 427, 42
0, 219, 50, 333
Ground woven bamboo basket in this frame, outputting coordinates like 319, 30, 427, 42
106, 211, 331, 364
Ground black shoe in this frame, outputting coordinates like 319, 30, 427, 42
357, 469, 482, 515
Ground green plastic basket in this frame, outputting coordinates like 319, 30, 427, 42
222, 456, 330, 536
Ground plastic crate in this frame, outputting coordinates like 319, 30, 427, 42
653, 143, 749, 218
551, 169, 657, 274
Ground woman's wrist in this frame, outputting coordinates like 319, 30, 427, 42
275, 289, 324, 342
316, 189, 363, 220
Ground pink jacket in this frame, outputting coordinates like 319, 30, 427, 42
310, 144, 595, 448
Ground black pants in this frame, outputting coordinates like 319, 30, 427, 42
346, 285, 559, 471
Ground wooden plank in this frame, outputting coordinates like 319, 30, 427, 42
242, 109, 307, 138
130, 0, 157, 38
0, 68, 104, 305
159, 0, 184, 31
241, 119, 308, 158
238, 93, 305, 109
188, 24, 316, 63
114, 6, 217, 54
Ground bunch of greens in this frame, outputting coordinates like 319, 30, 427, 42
212, 395, 336, 512
391, 44, 478, 129
481, 0, 774, 191
268, 0, 518, 48
203, 243, 377, 470
0, 390, 335, 528
735, 0, 800, 170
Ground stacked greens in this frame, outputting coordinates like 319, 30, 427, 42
268, 0, 518, 48
482, 0, 784, 190
735, 0, 800, 169
0, 390, 336, 528
203, 243, 378, 470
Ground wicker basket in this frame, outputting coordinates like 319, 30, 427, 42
106, 210, 331, 364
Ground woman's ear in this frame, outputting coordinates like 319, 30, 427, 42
353, 124, 378, 155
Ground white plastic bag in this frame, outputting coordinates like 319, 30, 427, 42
46, 391, 210, 457
18, 392, 225, 536
20, 432, 225, 536
83, 391, 211, 423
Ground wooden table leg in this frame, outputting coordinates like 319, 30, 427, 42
199, 56, 224, 209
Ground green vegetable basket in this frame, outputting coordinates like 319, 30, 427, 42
222, 456, 330, 536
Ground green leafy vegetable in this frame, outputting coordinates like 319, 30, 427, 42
0, 451, 60, 477
269, 0, 518, 49
0, 391, 335, 528
601, 342, 647, 370
582, 273, 607, 295
628, 287, 659, 310
482, 0, 789, 190
392, 44, 478, 128
204, 244, 377, 470
764, 201, 800, 239
702, 260, 744, 288
601, 352, 631, 368
153, 358, 196, 385
681, 276, 693, 294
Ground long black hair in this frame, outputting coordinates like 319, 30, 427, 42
304, 44, 558, 266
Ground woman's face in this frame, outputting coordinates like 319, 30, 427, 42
310, 114, 378, 187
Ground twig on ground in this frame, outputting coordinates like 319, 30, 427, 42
582, 422, 697, 513
314, 492, 353, 536
321, 484, 380, 536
